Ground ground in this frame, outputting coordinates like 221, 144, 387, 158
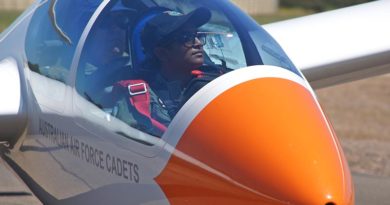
317, 74, 390, 177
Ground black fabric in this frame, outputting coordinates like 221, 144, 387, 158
181, 72, 221, 104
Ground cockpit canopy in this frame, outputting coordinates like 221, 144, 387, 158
26, 0, 301, 140
76, 0, 300, 136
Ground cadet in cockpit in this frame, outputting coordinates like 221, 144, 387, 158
113, 7, 213, 136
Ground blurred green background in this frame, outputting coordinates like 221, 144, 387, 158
0, 10, 21, 31
280, 0, 374, 12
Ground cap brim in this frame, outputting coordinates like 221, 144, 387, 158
166, 7, 211, 36
184, 7, 212, 28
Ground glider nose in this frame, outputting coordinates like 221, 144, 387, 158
157, 76, 354, 204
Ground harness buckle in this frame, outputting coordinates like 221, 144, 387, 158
128, 82, 147, 96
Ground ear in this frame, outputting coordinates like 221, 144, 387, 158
154, 47, 170, 62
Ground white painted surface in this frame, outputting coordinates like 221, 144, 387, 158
263, 1, 390, 87
0, 58, 21, 115
264, 0, 390, 70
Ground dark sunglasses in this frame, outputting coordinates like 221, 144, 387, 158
177, 31, 207, 48
161, 31, 207, 48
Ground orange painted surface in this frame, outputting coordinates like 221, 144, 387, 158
156, 78, 354, 204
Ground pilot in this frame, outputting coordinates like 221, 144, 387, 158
80, 5, 130, 106
112, 7, 212, 136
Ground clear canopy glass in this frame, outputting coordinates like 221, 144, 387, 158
73, 0, 301, 139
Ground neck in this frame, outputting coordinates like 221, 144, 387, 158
159, 64, 193, 88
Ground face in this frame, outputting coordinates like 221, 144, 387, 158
90, 23, 126, 66
155, 26, 205, 71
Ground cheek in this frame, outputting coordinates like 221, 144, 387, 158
167, 47, 187, 61
184, 51, 193, 62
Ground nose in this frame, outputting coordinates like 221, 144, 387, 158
157, 75, 354, 204
192, 36, 203, 48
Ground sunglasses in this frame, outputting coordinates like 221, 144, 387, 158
177, 31, 207, 48
161, 31, 207, 48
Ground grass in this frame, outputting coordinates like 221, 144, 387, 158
0, 10, 23, 32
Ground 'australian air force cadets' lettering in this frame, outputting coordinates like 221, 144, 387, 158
39, 119, 140, 183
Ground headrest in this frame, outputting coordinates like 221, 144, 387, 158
131, 8, 167, 70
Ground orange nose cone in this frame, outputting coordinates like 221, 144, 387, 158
157, 78, 354, 204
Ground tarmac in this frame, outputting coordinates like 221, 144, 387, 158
0, 156, 42, 205
353, 173, 390, 205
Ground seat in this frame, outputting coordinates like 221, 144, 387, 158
130, 8, 167, 70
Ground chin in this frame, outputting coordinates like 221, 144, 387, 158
190, 59, 204, 69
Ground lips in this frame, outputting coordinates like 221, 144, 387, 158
192, 50, 203, 56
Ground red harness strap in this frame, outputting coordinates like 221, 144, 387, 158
191, 70, 205, 78
116, 80, 167, 133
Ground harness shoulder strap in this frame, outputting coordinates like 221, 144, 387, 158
115, 79, 167, 134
